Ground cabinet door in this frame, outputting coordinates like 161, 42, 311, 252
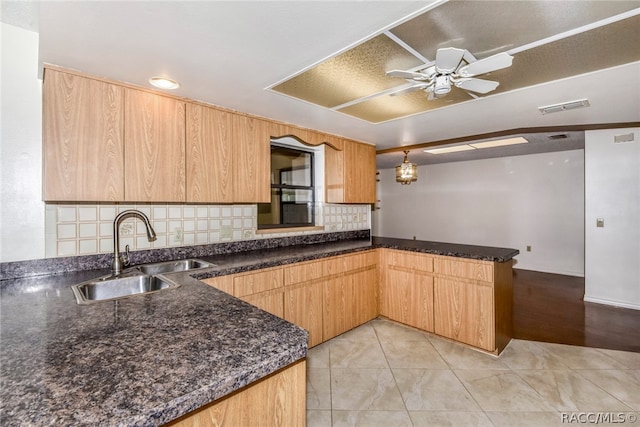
284, 282, 323, 347
232, 115, 271, 203
322, 275, 352, 340
351, 267, 378, 327
434, 278, 495, 351
186, 104, 233, 202
382, 268, 434, 332
124, 88, 185, 202
324, 137, 344, 203
43, 69, 124, 201
344, 141, 376, 204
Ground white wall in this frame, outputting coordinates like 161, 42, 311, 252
1, 23, 46, 262
376, 150, 585, 276
584, 128, 640, 310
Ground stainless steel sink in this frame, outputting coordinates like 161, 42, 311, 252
134, 259, 214, 275
71, 259, 214, 304
72, 272, 178, 304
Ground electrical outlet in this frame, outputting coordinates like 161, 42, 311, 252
174, 227, 183, 243
352, 214, 359, 222
243, 229, 253, 240
526, 245, 531, 252
121, 222, 134, 236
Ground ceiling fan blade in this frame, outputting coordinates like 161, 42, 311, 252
386, 69, 427, 80
435, 47, 465, 74
457, 52, 513, 77
454, 78, 499, 94
389, 83, 429, 96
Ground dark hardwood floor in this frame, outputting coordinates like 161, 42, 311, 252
512, 268, 640, 353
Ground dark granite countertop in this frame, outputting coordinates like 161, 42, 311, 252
0, 269, 308, 426
371, 236, 519, 262
0, 236, 517, 425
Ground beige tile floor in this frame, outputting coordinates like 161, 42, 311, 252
306, 318, 640, 427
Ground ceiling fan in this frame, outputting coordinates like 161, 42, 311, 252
387, 47, 513, 100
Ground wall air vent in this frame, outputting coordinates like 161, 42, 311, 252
548, 133, 569, 140
538, 99, 590, 115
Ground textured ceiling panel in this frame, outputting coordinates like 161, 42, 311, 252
489, 15, 640, 93
271, 34, 422, 108
338, 82, 470, 122
269, 2, 640, 123
390, 1, 640, 61
342, 14, 640, 123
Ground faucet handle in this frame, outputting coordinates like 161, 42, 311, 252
123, 244, 131, 267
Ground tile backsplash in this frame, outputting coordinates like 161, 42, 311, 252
45, 203, 371, 258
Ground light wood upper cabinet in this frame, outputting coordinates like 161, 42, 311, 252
124, 88, 185, 202
43, 69, 125, 201
344, 140, 376, 204
324, 136, 345, 203
232, 114, 271, 203
186, 104, 233, 203
325, 139, 376, 204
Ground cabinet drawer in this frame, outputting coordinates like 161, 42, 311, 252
202, 275, 234, 295
284, 260, 324, 286
323, 251, 376, 276
385, 249, 433, 272
234, 267, 283, 297
434, 257, 493, 282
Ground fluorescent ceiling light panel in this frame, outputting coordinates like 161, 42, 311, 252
538, 98, 589, 114
469, 137, 528, 149
424, 145, 476, 154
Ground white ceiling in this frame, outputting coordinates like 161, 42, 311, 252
2, 1, 640, 166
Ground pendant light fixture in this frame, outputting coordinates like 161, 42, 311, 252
395, 150, 417, 185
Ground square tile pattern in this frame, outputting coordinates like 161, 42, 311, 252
44, 203, 370, 257
307, 318, 640, 426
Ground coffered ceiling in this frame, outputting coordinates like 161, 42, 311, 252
2, 1, 640, 167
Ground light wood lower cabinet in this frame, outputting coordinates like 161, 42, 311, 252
203, 249, 512, 355
323, 252, 378, 340
380, 250, 435, 332
434, 277, 494, 350
284, 281, 324, 347
380, 249, 513, 355
168, 359, 306, 427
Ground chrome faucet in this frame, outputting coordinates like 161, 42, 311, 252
112, 209, 157, 275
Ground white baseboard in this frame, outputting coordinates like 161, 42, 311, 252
583, 296, 640, 311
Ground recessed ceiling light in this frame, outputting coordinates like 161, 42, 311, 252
469, 137, 528, 149
424, 145, 476, 155
149, 76, 180, 90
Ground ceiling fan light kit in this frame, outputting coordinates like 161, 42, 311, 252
396, 150, 418, 185
387, 47, 514, 100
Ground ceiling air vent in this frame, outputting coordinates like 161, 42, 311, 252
548, 133, 569, 140
538, 99, 590, 115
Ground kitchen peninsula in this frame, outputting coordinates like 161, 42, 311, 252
0, 235, 517, 425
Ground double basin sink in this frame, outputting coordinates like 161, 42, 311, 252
71, 259, 214, 305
